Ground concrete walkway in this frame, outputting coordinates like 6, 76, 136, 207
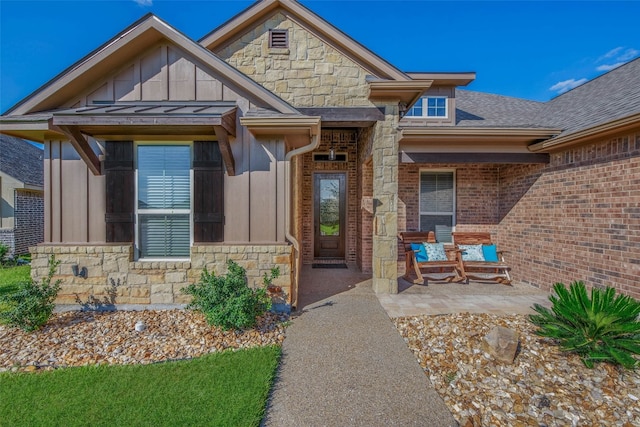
264, 265, 552, 426
263, 267, 457, 427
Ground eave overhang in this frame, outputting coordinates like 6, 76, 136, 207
398, 127, 561, 164
368, 80, 434, 108
399, 127, 562, 144
406, 72, 476, 86
529, 112, 640, 153
240, 115, 321, 142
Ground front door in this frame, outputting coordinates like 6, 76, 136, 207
314, 172, 346, 259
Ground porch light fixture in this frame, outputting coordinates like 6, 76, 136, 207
329, 141, 336, 161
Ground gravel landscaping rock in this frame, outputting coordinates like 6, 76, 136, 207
394, 312, 640, 427
0, 310, 287, 372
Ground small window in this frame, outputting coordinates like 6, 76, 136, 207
269, 29, 288, 48
420, 171, 455, 242
406, 96, 448, 118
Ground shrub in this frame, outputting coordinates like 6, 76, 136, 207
0, 243, 9, 266
0, 256, 61, 332
182, 260, 275, 330
530, 281, 640, 369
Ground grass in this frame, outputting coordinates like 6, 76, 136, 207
0, 345, 281, 427
0, 264, 30, 297
320, 223, 339, 236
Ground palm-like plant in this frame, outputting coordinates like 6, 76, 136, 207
530, 281, 640, 369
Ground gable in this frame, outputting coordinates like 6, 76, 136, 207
214, 11, 376, 108
4, 14, 297, 117
201, 0, 407, 82
66, 42, 247, 107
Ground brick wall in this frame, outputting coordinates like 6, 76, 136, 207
14, 189, 44, 255
356, 126, 374, 273
301, 129, 358, 264
397, 134, 640, 300
30, 244, 293, 306
497, 132, 640, 299
397, 163, 500, 261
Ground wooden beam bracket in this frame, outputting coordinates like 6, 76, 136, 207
56, 125, 102, 175
214, 125, 236, 176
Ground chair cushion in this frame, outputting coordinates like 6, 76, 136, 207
423, 242, 447, 261
410, 243, 428, 262
460, 244, 485, 261
482, 244, 499, 262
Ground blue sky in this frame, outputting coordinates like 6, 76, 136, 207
1, 0, 639, 113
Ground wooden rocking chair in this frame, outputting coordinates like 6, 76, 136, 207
398, 231, 464, 285
452, 232, 512, 285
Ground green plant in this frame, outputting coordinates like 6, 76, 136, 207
0, 242, 9, 266
182, 260, 274, 330
0, 256, 61, 332
530, 281, 640, 369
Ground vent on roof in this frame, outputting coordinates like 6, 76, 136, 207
269, 29, 288, 48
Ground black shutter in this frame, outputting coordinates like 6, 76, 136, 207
193, 141, 224, 242
104, 141, 135, 243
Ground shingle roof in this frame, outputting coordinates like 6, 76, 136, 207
455, 90, 548, 128
454, 57, 640, 137
540, 57, 640, 136
0, 135, 44, 187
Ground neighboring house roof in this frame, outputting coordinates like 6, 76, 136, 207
0, 135, 44, 187
455, 90, 548, 128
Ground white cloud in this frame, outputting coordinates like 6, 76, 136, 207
549, 78, 588, 94
596, 62, 625, 72
133, 0, 153, 6
618, 48, 639, 61
595, 47, 639, 72
599, 47, 623, 60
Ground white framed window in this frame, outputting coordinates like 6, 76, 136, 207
135, 144, 192, 259
406, 96, 448, 118
419, 170, 455, 243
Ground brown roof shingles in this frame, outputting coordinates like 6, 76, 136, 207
0, 135, 44, 187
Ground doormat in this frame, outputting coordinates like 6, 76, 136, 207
312, 263, 347, 269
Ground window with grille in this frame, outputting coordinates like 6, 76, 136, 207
406, 96, 448, 118
137, 145, 191, 258
419, 171, 455, 243
269, 29, 288, 48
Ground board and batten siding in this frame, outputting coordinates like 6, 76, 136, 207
43, 42, 287, 245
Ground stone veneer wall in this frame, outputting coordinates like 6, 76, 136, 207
30, 244, 293, 305
371, 104, 400, 293
215, 12, 373, 107
356, 126, 374, 273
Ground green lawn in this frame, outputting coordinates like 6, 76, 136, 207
0, 265, 30, 297
0, 345, 281, 427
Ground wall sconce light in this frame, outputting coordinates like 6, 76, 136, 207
398, 101, 408, 118
72, 264, 88, 279
329, 141, 336, 161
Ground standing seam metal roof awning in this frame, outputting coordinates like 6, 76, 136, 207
49, 102, 238, 176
